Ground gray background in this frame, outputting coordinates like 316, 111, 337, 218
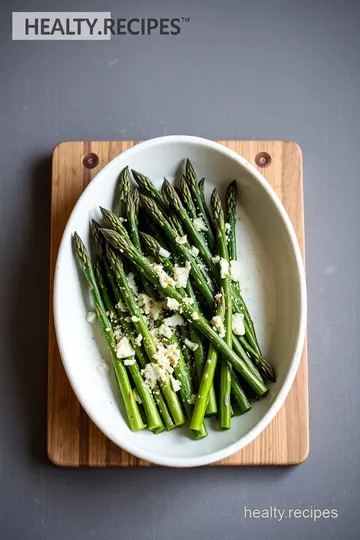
1, 0, 359, 538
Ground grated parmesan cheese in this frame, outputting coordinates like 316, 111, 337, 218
131, 315, 140, 323
212, 256, 220, 264
166, 297, 180, 311
123, 358, 136, 366
134, 334, 143, 347
141, 363, 162, 389
193, 217, 208, 232
163, 314, 184, 327
127, 272, 138, 296
153, 264, 176, 288
220, 258, 230, 278
184, 338, 199, 351
153, 343, 180, 374
232, 312, 245, 336
182, 297, 194, 305
138, 293, 164, 321
225, 222, 231, 232
171, 376, 182, 392
159, 324, 173, 339
215, 293, 223, 302
191, 312, 199, 321
175, 235, 187, 245
211, 315, 226, 338
138, 293, 151, 315
190, 245, 199, 257
116, 336, 135, 359
150, 301, 164, 321
173, 261, 191, 288
115, 299, 127, 312
159, 247, 171, 258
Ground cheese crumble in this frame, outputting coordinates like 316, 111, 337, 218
134, 334, 143, 347
173, 261, 191, 288
166, 297, 180, 311
116, 336, 135, 359
127, 272, 138, 296
193, 217, 208, 232
184, 338, 198, 351
175, 235, 187, 245
220, 258, 230, 278
211, 315, 225, 338
159, 247, 171, 258
153, 264, 176, 288
232, 312, 245, 336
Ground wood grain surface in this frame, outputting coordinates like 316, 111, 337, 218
48, 140, 308, 467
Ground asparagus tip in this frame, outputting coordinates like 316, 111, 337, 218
263, 363, 276, 383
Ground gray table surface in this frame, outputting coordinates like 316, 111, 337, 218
1, 0, 360, 538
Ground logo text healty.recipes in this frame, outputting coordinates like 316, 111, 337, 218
12, 13, 190, 40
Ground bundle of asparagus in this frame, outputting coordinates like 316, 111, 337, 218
73, 161, 275, 439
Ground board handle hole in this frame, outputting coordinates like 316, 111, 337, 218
255, 152, 271, 168
82, 153, 99, 169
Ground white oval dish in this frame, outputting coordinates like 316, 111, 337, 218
53, 136, 307, 467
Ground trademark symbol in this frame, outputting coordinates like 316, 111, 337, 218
181, 17, 190, 23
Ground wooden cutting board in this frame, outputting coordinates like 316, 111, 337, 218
48, 140, 308, 467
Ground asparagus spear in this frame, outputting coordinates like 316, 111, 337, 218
185, 159, 216, 251
191, 293, 225, 431
91, 220, 175, 431
100, 207, 129, 238
126, 192, 157, 299
225, 182, 238, 278
140, 194, 215, 306
102, 228, 268, 397
211, 189, 233, 429
132, 187, 140, 214
105, 243, 185, 427
162, 179, 218, 276
198, 177, 214, 232
179, 174, 197, 219
140, 232, 211, 433
117, 166, 131, 219
94, 256, 118, 323
131, 169, 168, 212
164, 332, 207, 439
225, 183, 276, 382
73, 232, 145, 431
229, 367, 251, 414
140, 232, 218, 416
94, 256, 164, 431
